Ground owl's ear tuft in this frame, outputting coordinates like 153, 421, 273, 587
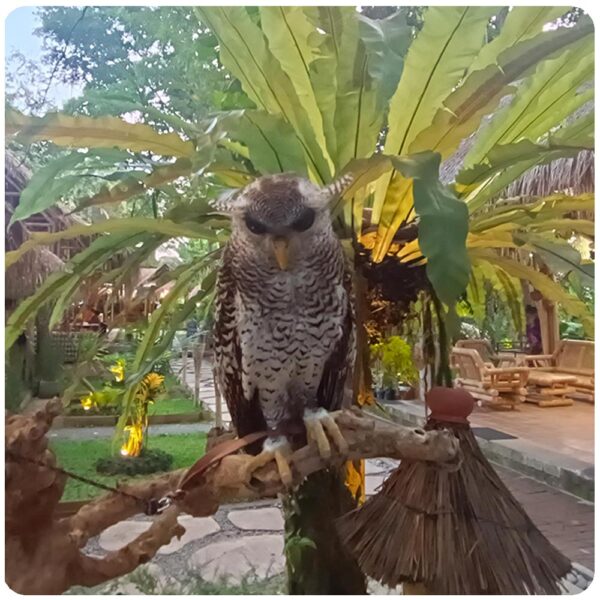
321, 173, 354, 202
209, 188, 248, 213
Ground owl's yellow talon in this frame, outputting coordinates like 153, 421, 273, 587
274, 449, 293, 487
321, 413, 349, 455
304, 408, 348, 461
306, 419, 332, 460
244, 438, 293, 488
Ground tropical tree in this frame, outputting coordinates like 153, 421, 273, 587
5, 5, 594, 593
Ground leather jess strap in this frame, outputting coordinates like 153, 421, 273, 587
177, 430, 268, 492
177, 420, 306, 493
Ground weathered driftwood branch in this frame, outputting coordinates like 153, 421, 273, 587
6, 400, 458, 594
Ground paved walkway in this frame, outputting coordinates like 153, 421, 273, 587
384, 399, 594, 501
75, 458, 592, 594
471, 400, 595, 464
171, 356, 231, 425
65, 358, 594, 593
49, 422, 213, 441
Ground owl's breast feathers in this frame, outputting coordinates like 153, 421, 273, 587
213, 239, 355, 440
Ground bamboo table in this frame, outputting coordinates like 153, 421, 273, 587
526, 371, 577, 407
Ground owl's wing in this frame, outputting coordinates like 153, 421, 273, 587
213, 250, 267, 438
317, 265, 355, 411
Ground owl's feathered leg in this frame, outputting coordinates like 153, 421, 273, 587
244, 436, 294, 487
304, 407, 349, 460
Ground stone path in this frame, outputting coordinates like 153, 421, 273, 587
70, 359, 593, 593
77, 457, 592, 594
49, 421, 213, 440
171, 356, 231, 425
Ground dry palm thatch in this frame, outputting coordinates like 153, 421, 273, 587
337, 387, 572, 595
502, 149, 594, 199
5, 246, 65, 302
440, 97, 594, 200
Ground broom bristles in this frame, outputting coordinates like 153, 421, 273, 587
337, 425, 572, 594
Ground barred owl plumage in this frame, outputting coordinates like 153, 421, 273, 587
213, 173, 355, 484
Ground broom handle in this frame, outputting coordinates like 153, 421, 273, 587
403, 582, 429, 594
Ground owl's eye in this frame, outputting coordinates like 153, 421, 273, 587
291, 208, 315, 232
244, 214, 268, 235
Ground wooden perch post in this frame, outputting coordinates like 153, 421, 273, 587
6, 400, 458, 594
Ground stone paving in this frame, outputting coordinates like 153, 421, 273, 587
79, 457, 592, 594
68, 357, 594, 593
171, 356, 231, 425
49, 421, 214, 440
384, 399, 595, 501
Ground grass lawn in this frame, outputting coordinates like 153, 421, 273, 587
50, 432, 207, 502
150, 395, 198, 415
64, 395, 199, 417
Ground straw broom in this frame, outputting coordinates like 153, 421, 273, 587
337, 387, 572, 595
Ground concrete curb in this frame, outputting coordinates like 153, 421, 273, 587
383, 402, 594, 502
569, 562, 594, 591
53, 412, 208, 428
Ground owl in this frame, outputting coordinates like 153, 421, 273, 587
212, 173, 355, 485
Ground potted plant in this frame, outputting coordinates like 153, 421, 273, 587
370, 336, 418, 401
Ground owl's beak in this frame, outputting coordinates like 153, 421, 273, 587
271, 236, 289, 270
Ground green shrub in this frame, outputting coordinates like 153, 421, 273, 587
95, 448, 173, 476
371, 336, 418, 388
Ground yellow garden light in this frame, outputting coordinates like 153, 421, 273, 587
109, 358, 126, 383
80, 394, 94, 411
120, 423, 144, 457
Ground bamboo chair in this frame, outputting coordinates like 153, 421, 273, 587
455, 339, 497, 365
455, 339, 520, 367
523, 340, 594, 403
451, 347, 529, 410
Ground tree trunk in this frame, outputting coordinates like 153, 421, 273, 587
283, 469, 366, 594
35, 304, 61, 382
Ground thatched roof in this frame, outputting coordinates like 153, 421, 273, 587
440, 98, 594, 199
5, 246, 65, 302
5, 149, 92, 259
5, 150, 32, 193
502, 150, 594, 198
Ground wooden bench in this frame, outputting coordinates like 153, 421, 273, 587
523, 340, 594, 403
451, 347, 529, 410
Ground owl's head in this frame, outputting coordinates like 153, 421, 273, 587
212, 173, 352, 270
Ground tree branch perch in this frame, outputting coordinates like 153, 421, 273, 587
6, 400, 458, 594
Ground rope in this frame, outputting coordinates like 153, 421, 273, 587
6, 449, 161, 515
6, 428, 277, 516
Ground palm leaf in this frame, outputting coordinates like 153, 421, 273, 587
117, 265, 217, 437
9, 149, 133, 223
514, 232, 595, 286
468, 6, 570, 73
462, 35, 593, 170
470, 193, 595, 232
372, 7, 496, 221
330, 8, 382, 170
259, 6, 334, 173
384, 6, 496, 157
410, 14, 593, 160
74, 158, 195, 211
343, 152, 470, 304
197, 6, 331, 182
6, 109, 195, 157
6, 218, 218, 268
224, 110, 308, 175
461, 112, 594, 211
470, 248, 593, 335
